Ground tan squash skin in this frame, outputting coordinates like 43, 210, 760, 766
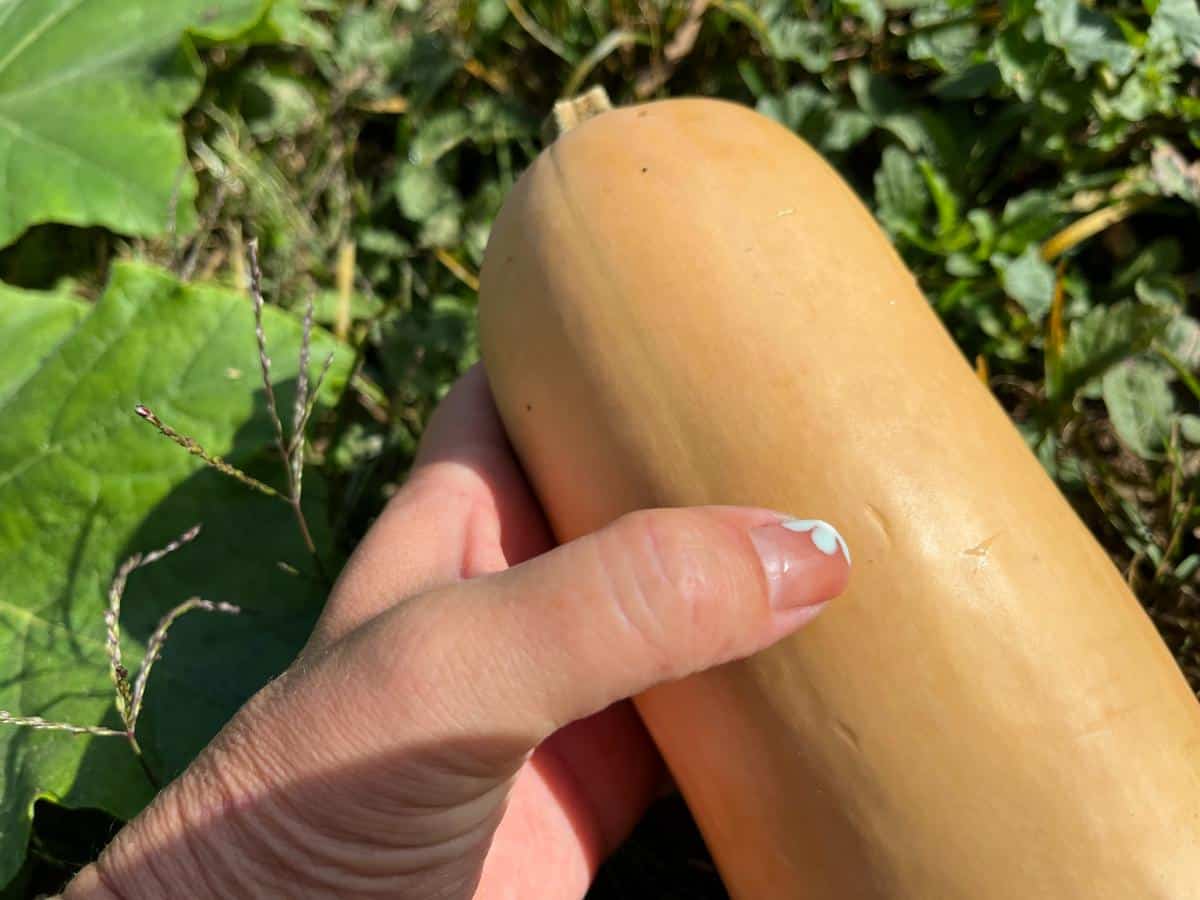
478, 98, 1200, 898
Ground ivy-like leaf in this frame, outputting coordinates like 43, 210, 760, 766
0, 262, 350, 886
0, 0, 270, 249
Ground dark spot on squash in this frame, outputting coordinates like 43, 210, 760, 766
525, 403, 533, 412
641, 166, 648, 173
637, 110, 648, 118
505, 254, 514, 264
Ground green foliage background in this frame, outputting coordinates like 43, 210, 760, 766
0, 0, 1198, 895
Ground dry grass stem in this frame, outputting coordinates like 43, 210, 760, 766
134, 405, 282, 498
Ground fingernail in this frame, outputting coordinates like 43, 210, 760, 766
749, 518, 852, 610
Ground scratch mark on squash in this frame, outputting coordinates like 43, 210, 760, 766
962, 532, 1002, 568
832, 719, 861, 753
863, 503, 892, 552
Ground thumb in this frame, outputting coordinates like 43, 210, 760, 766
366, 506, 851, 751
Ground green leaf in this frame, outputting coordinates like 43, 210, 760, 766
1110, 70, 1159, 122
1102, 361, 1175, 458
841, 0, 885, 34
849, 67, 961, 169
475, 0, 510, 33
908, 7, 979, 72
994, 22, 1054, 102
310, 289, 385, 327
933, 61, 1002, 98
756, 85, 872, 153
0, 283, 87, 405
1151, 140, 1200, 206
874, 146, 930, 241
410, 110, 473, 165
766, 15, 832, 72
997, 190, 1061, 254
1135, 274, 1186, 309
1149, 0, 1200, 63
997, 244, 1055, 323
1162, 313, 1200, 370
240, 66, 321, 141
1036, 0, 1137, 75
395, 163, 464, 247
1048, 301, 1173, 403
264, 0, 336, 49
0, 262, 351, 885
1181, 414, 1200, 445
0, 0, 270, 249
918, 159, 967, 244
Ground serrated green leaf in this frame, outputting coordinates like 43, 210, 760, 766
0, 0, 269, 249
1102, 361, 1175, 458
1036, 0, 1137, 75
997, 244, 1055, 323
0, 262, 351, 886
1048, 301, 1173, 403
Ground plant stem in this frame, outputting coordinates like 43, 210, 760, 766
135, 405, 283, 499
1041, 196, 1155, 262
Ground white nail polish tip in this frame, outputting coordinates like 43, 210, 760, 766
781, 519, 852, 565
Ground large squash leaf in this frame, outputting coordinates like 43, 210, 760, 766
0, 0, 270, 248
0, 261, 349, 886
0, 283, 89, 403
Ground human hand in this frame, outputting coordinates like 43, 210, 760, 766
65, 365, 851, 899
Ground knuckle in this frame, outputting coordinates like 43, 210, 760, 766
599, 509, 735, 677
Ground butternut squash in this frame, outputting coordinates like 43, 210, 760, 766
478, 98, 1200, 898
